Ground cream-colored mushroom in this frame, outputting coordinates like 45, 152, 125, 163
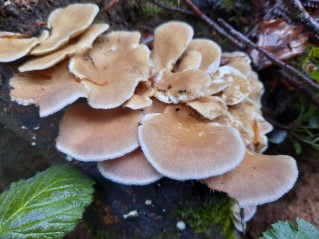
124, 81, 154, 110
19, 23, 109, 72
205, 150, 298, 206
154, 69, 211, 104
186, 39, 221, 74
219, 66, 251, 105
56, 103, 142, 161
0, 32, 38, 62
186, 96, 228, 121
138, 106, 245, 180
69, 32, 149, 109
98, 148, 162, 185
247, 71, 264, 109
10, 61, 87, 117
174, 50, 202, 72
31, 3, 99, 55
222, 52, 251, 77
151, 21, 194, 72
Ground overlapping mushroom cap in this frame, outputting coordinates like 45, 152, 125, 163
6, 5, 298, 229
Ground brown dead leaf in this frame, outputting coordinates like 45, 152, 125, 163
250, 19, 308, 69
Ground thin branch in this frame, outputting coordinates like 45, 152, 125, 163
182, 0, 319, 107
181, 0, 245, 48
283, 0, 319, 40
217, 18, 319, 93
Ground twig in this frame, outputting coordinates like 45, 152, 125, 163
217, 18, 319, 93
181, 0, 245, 48
182, 0, 319, 107
283, 0, 319, 40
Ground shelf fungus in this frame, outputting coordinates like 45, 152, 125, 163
5, 4, 298, 232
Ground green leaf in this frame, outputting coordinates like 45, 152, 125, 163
292, 140, 302, 155
309, 68, 319, 82
259, 218, 319, 239
0, 165, 94, 239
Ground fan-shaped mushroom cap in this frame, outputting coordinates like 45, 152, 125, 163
186, 96, 228, 121
222, 52, 251, 77
219, 66, 251, 105
175, 50, 202, 72
206, 72, 231, 95
0, 34, 38, 62
186, 39, 222, 74
98, 148, 162, 185
31, 3, 99, 55
205, 150, 298, 206
19, 24, 109, 72
10, 61, 86, 117
138, 106, 245, 180
124, 81, 154, 110
151, 21, 194, 72
69, 33, 149, 109
154, 69, 211, 104
70, 32, 148, 85
247, 71, 264, 108
56, 103, 141, 161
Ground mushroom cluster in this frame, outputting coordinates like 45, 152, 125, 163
4, 3, 298, 227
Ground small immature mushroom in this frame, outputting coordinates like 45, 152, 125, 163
124, 81, 154, 110
10, 61, 87, 117
98, 148, 162, 185
174, 50, 202, 72
232, 204, 257, 232
151, 21, 194, 72
19, 23, 109, 72
204, 150, 298, 206
70, 32, 149, 109
138, 106, 245, 180
186, 96, 228, 121
186, 39, 222, 74
31, 3, 99, 55
154, 69, 211, 104
219, 66, 251, 105
56, 103, 142, 161
0, 32, 39, 62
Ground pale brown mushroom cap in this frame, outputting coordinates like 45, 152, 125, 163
31, 3, 99, 55
56, 103, 141, 161
219, 66, 251, 105
124, 81, 154, 110
97, 148, 162, 185
10, 61, 86, 117
186, 96, 228, 121
138, 106, 246, 180
205, 150, 298, 206
70, 32, 148, 84
0, 35, 38, 62
154, 69, 211, 104
206, 71, 231, 95
222, 51, 251, 77
186, 39, 221, 74
69, 33, 149, 109
247, 71, 264, 109
151, 21, 194, 71
174, 50, 202, 72
19, 23, 109, 72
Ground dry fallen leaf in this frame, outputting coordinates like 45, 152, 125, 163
250, 19, 308, 69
